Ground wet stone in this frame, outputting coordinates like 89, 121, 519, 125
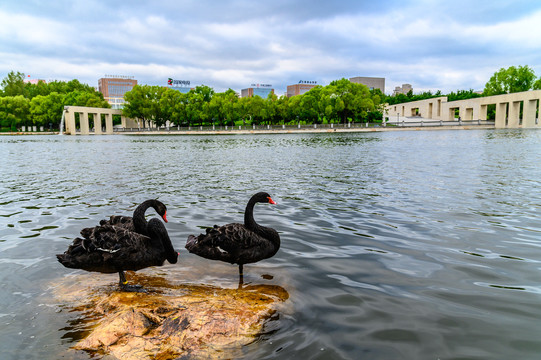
52, 271, 289, 359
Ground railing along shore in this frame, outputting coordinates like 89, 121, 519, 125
113, 120, 496, 133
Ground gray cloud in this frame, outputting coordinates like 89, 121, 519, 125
1, 0, 540, 94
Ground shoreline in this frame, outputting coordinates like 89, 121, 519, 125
1, 125, 496, 136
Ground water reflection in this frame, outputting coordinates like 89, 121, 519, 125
2, 131, 541, 359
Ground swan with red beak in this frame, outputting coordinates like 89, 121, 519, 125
185, 192, 280, 284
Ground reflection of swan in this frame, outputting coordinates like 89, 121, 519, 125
55, 272, 289, 359
56, 200, 178, 291
186, 192, 280, 283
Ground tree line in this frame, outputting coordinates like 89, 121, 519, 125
122, 78, 384, 128
2, 65, 541, 131
0, 71, 109, 131
386, 65, 541, 105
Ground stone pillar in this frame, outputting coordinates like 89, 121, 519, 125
80, 111, 90, 135
94, 113, 103, 134
495, 103, 507, 128
65, 109, 76, 135
508, 101, 520, 128
465, 108, 473, 120
105, 114, 114, 134
479, 105, 488, 120
523, 99, 538, 128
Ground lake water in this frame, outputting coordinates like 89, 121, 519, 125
1, 129, 541, 359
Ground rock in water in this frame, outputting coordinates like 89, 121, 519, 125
53, 271, 289, 359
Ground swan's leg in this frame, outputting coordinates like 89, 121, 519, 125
238, 264, 244, 286
118, 271, 145, 292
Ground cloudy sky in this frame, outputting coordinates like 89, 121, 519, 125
1, 0, 541, 95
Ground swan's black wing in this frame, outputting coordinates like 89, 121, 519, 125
57, 224, 161, 273
99, 215, 135, 231
185, 223, 274, 265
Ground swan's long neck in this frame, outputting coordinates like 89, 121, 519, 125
244, 198, 280, 248
244, 198, 259, 231
133, 200, 154, 235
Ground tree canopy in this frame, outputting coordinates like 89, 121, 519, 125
0, 71, 109, 130
3, 64, 541, 131
483, 65, 537, 96
121, 79, 384, 128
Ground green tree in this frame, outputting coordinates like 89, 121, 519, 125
29, 92, 64, 128
236, 96, 252, 126
161, 88, 184, 127
275, 95, 289, 124
24, 79, 49, 98
63, 90, 110, 108
483, 65, 537, 95
249, 96, 265, 125
123, 85, 153, 128
0, 95, 30, 130
220, 89, 239, 126
1, 71, 26, 97
533, 77, 541, 90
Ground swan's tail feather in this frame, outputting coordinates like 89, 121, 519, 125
185, 234, 198, 251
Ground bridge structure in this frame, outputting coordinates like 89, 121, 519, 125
384, 90, 541, 129
63, 106, 137, 135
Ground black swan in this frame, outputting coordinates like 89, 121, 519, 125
185, 192, 280, 283
56, 199, 178, 291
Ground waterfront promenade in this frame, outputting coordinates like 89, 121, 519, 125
2, 120, 496, 136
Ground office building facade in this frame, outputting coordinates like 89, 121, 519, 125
287, 83, 317, 97
98, 76, 137, 109
241, 86, 274, 98
349, 76, 385, 93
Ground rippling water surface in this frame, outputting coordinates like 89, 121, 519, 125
1, 130, 541, 359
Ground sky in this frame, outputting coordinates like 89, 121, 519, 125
1, 0, 541, 95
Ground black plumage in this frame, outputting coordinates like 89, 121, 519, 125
57, 199, 178, 291
185, 192, 280, 282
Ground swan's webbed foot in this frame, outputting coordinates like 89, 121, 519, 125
118, 271, 147, 293
119, 283, 147, 293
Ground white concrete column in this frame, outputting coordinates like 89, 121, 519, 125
465, 108, 473, 120
65, 109, 76, 135
508, 101, 520, 128
495, 103, 507, 128
479, 105, 488, 120
94, 113, 103, 134
523, 99, 538, 128
105, 114, 114, 134
80, 112, 90, 135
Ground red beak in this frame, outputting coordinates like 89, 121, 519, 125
162, 212, 168, 223
268, 196, 277, 205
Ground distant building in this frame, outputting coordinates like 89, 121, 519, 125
98, 75, 137, 109
167, 79, 192, 94
393, 84, 413, 96
241, 84, 274, 98
169, 87, 194, 94
24, 78, 46, 85
287, 82, 317, 97
349, 76, 385, 93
